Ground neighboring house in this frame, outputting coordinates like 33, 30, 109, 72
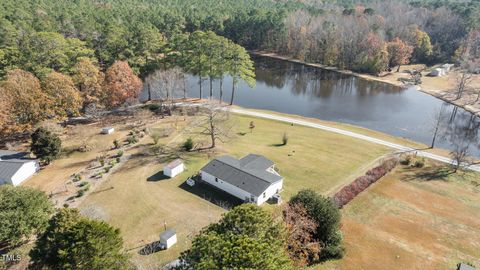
0, 151, 39, 186
199, 154, 283, 205
160, 229, 177, 249
163, 159, 184, 178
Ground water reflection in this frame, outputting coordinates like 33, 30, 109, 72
141, 55, 480, 157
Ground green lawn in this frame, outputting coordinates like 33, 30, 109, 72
80, 112, 394, 268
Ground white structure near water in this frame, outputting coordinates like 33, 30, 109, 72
0, 151, 39, 186
100, 127, 115, 134
163, 159, 184, 178
160, 229, 177, 249
199, 154, 283, 205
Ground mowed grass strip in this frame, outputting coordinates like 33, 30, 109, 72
80, 113, 392, 267
315, 162, 480, 270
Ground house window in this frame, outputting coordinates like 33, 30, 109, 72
263, 192, 266, 198
215, 177, 218, 182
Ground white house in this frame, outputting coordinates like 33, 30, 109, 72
199, 154, 283, 205
101, 127, 115, 134
163, 159, 184, 178
0, 151, 39, 186
160, 229, 177, 249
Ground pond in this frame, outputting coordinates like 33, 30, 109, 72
143, 55, 480, 157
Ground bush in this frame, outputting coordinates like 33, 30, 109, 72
116, 157, 121, 163
77, 189, 85, 197
126, 135, 138, 144
183, 138, 194, 151
113, 139, 120, 149
31, 127, 62, 164
146, 103, 161, 111
289, 189, 343, 261
414, 158, 425, 168
282, 132, 289, 145
79, 181, 89, 187
400, 155, 411, 165
117, 150, 124, 157
72, 174, 82, 182
333, 158, 398, 208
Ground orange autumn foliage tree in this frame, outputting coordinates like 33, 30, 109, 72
43, 72, 83, 119
105, 61, 142, 107
283, 203, 322, 267
72, 58, 106, 109
0, 69, 52, 133
0, 87, 16, 135
387, 37, 414, 72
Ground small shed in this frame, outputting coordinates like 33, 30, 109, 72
163, 159, 184, 178
160, 229, 177, 249
101, 127, 115, 134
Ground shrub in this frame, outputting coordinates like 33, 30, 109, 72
117, 150, 124, 157
183, 138, 194, 151
126, 135, 138, 144
72, 174, 82, 182
333, 158, 398, 208
289, 189, 343, 261
113, 139, 120, 149
414, 158, 425, 168
79, 181, 89, 187
77, 190, 85, 197
99, 158, 105, 167
31, 127, 62, 164
104, 167, 110, 173
282, 132, 289, 145
400, 155, 411, 165
116, 157, 121, 163
146, 103, 161, 111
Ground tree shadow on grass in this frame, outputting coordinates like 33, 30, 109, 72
147, 171, 170, 182
138, 241, 164, 255
179, 180, 243, 210
401, 165, 454, 182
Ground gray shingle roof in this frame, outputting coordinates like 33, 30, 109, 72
0, 161, 26, 181
0, 151, 37, 182
200, 154, 283, 197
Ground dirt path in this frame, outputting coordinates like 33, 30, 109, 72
230, 108, 480, 172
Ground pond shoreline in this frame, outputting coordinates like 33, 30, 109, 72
250, 51, 480, 118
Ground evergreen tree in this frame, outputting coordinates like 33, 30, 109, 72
31, 127, 62, 164
30, 208, 131, 270
0, 185, 54, 247
177, 204, 292, 270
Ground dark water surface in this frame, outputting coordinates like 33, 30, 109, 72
144, 55, 480, 157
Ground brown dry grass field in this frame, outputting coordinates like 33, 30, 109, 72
315, 161, 480, 270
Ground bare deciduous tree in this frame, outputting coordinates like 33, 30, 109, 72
190, 102, 233, 149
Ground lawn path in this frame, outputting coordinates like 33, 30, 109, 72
230, 108, 480, 172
